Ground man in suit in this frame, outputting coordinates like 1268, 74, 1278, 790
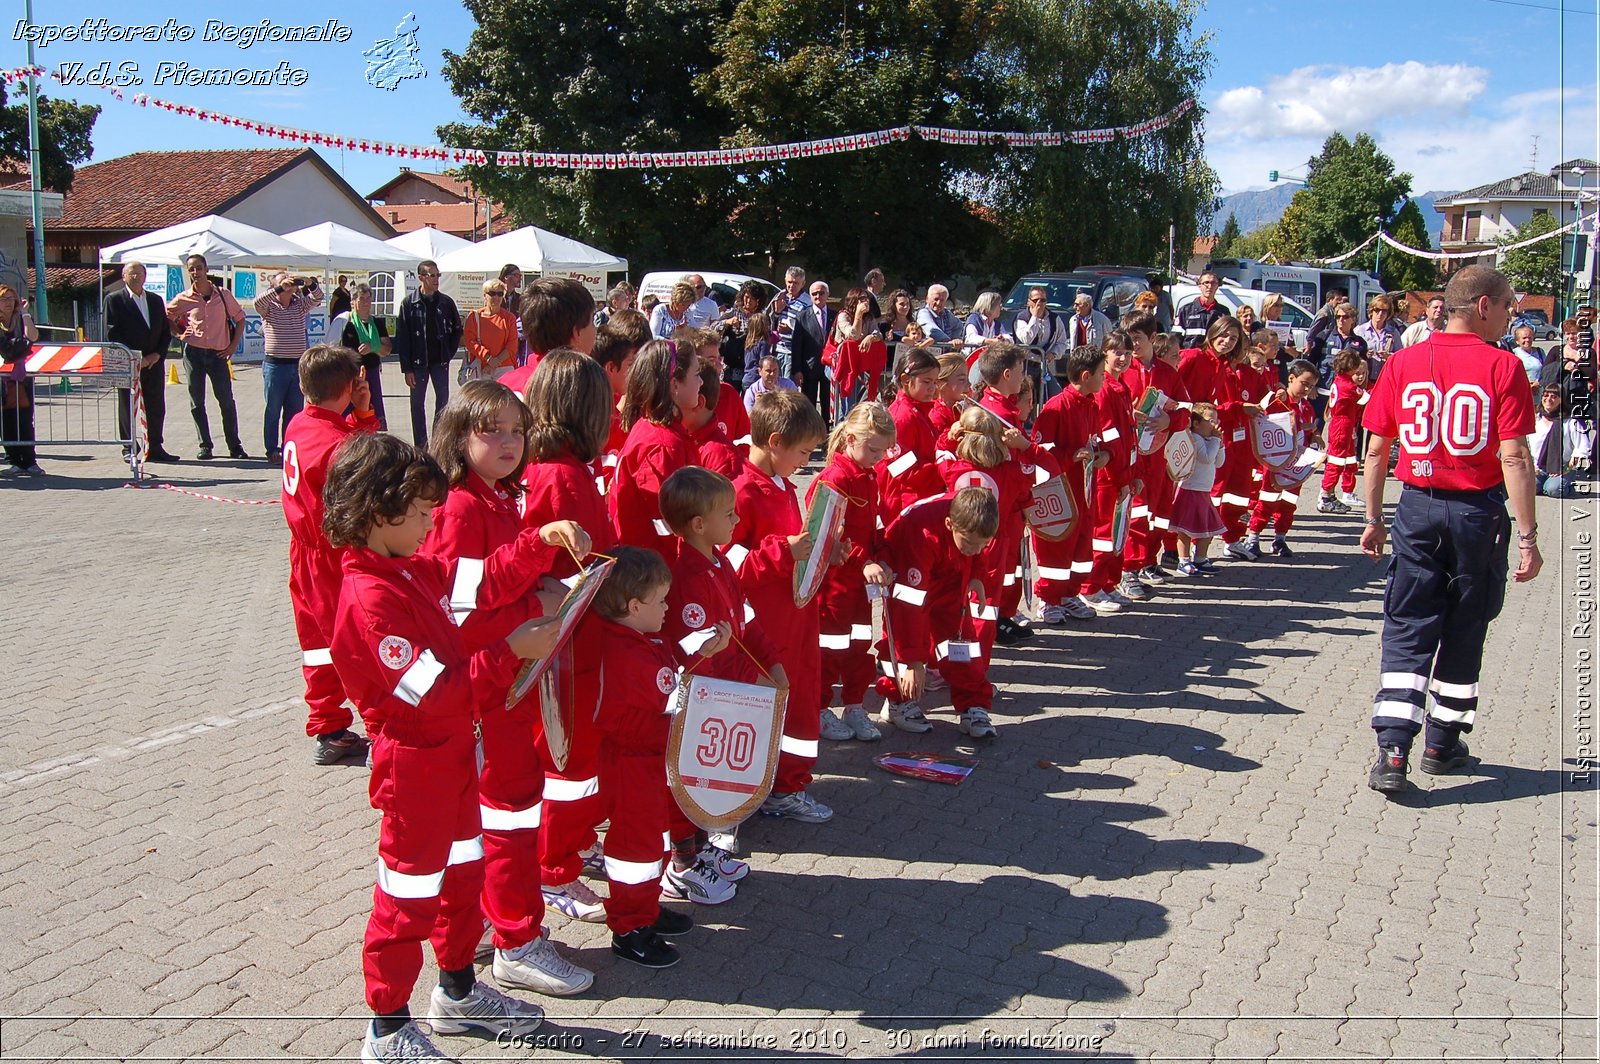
106, 261, 179, 462
793, 280, 832, 423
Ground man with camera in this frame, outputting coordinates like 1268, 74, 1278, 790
254, 272, 324, 463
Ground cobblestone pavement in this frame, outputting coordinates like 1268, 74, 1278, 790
0, 367, 1594, 1062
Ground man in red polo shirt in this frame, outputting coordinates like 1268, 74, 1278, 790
1358, 264, 1541, 796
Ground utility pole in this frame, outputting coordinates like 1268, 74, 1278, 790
24, 0, 49, 323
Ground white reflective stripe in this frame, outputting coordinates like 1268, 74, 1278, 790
1092, 538, 1115, 551
780, 735, 819, 758
605, 856, 664, 885
1002, 573, 1018, 586
969, 602, 999, 621
1257, 490, 1282, 503
726, 544, 751, 570
1100, 426, 1122, 443
653, 518, 673, 537
890, 584, 927, 606
733, 435, 753, 446
449, 558, 486, 625
850, 623, 874, 641
1429, 679, 1480, 699
819, 632, 852, 649
481, 800, 543, 829
1218, 493, 1252, 507
1381, 672, 1429, 692
1372, 699, 1425, 725
394, 650, 446, 707
935, 449, 958, 462
302, 647, 333, 667
743, 601, 756, 624
1071, 560, 1094, 573
542, 776, 599, 802
376, 858, 445, 900
1327, 455, 1357, 466
1150, 515, 1171, 530
1129, 505, 1151, 519
1038, 441, 1057, 451
448, 836, 485, 864
1428, 702, 1476, 725
887, 451, 918, 477
1036, 565, 1076, 579
1281, 490, 1300, 504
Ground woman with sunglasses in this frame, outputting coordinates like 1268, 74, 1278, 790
464, 280, 520, 382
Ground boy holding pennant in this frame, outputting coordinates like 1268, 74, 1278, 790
1032, 346, 1112, 623
728, 391, 834, 824
1120, 313, 1189, 585
1245, 359, 1324, 559
1085, 331, 1144, 607
973, 342, 1045, 643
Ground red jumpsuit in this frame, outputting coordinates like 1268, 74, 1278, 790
609, 418, 700, 555
689, 420, 742, 480
519, 451, 616, 886
330, 532, 550, 1014
877, 393, 945, 521
809, 451, 883, 710
1032, 386, 1100, 604
930, 399, 960, 455
1250, 397, 1316, 537
937, 455, 1027, 647
729, 457, 822, 795
281, 404, 379, 737
976, 390, 1036, 617
1087, 373, 1137, 595
713, 383, 752, 449
1321, 373, 1364, 494
1122, 356, 1191, 566
834, 336, 889, 406
596, 408, 627, 498
884, 495, 991, 712
1215, 362, 1277, 542
588, 615, 682, 936
423, 478, 553, 952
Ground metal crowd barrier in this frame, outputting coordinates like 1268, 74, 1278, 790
0, 340, 137, 475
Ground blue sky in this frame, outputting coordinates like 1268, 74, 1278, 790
7, 0, 1598, 206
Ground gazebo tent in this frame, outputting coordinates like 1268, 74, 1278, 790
433, 225, 627, 275
384, 226, 475, 261
98, 214, 316, 269
280, 222, 420, 271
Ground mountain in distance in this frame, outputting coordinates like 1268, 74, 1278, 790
1211, 187, 1455, 247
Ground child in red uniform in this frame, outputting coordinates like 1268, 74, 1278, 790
519, 350, 618, 924
729, 390, 832, 823
324, 433, 574, 1064
1084, 331, 1144, 609
590, 312, 649, 495
1033, 345, 1112, 623
659, 467, 789, 894
878, 347, 946, 519
586, 547, 728, 968
682, 362, 742, 479
281, 344, 379, 764
610, 338, 703, 555
1120, 313, 1179, 586
423, 381, 597, 998
1318, 348, 1368, 513
930, 352, 969, 454
1247, 359, 1323, 558
973, 343, 1042, 643
810, 402, 896, 744
678, 325, 753, 449
497, 278, 596, 393
1218, 336, 1280, 561
879, 487, 1001, 737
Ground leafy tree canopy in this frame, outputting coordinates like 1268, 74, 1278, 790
0, 83, 99, 192
1498, 210, 1565, 297
1381, 198, 1438, 292
1213, 213, 1240, 258
1298, 131, 1411, 276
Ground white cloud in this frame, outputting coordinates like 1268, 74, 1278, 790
1210, 61, 1488, 142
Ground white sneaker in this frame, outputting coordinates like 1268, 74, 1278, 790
698, 842, 749, 882
818, 708, 854, 741
541, 879, 607, 923
1082, 591, 1122, 613
958, 708, 997, 740
1038, 603, 1069, 624
1339, 490, 1362, 508
881, 700, 932, 733
1117, 575, 1150, 601
578, 840, 606, 879
760, 790, 835, 823
707, 830, 739, 855
492, 934, 594, 997
427, 981, 544, 1038
842, 705, 882, 741
362, 1021, 457, 1063
1223, 539, 1261, 561
661, 857, 738, 904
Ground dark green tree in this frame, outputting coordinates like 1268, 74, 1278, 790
1498, 210, 1564, 296
1213, 213, 1241, 257
1267, 190, 1313, 262
0, 83, 99, 192
1231, 222, 1275, 261
1381, 198, 1438, 291
1299, 132, 1411, 274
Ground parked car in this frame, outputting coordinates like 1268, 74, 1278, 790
1507, 312, 1560, 341
636, 271, 779, 311
1001, 266, 1158, 322
1169, 282, 1315, 351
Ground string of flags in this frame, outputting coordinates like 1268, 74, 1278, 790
3, 65, 1196, 170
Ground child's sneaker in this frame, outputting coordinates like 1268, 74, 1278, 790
1317, 493, 1350, 514
1338, 490, 1362, 508
760, 790, 834, 823
707, 830, 739, 855
818, 708, 854, 741
698, 842, 749, 882
579, 840, 606, 878
427, 981, 544, 1038
1270, 538, 1294, 558
313, 728, 367, 766
1082, 591, 1122, 613
662, 858, 737, 904
958, 708, 997, 740
882, 700, 933, 733
652, 908, 695, 936
492, 934, 594, 997
1160, 549, 1181, 567
1116, 574, 1150, 600
541, 879, 607, 923
611, 927, 680, 969
1175, 560, 1201, 577
994, 616, 1033, 645
1137, 565, 1169, 585
1195, 558, 1219, 574
1223, 539, 1260, 561
362, 1021, 457, 1063
842, 705, 882, 741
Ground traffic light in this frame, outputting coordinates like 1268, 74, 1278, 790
1268, 170, 1279, 183
1562, 233, 1589, 267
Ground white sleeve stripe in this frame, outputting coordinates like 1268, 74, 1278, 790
394, 649, 446, 707
887, 451, 919, 477
447, 836, 485, 864
890, 584, 927, 606
376, 858, 444, 899
301, 648, 333, 667
449, 558, 485, 624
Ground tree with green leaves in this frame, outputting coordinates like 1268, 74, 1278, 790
0, 83, 99, 192
1498, 210, 1564, 296
1267, 190, 1312, 262
1231, 222, 1275, 261
1213, 213, 1241, 258
1380, 198, 1438, 292
1298, 132, 1410, 275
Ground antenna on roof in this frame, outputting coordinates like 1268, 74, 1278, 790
1529, 134, 1540, 173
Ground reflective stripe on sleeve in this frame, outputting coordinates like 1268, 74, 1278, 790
481, 803, 542, 830
449, 559, 485, 625
969, 601, 999, 621
394, 650, 446, 707
376, 858, 444, 900
886, 451, 918, 478
302, 647, 333, 667
890, 584, 927, 606
542, 776, 599, 802
780, 735, 818, 758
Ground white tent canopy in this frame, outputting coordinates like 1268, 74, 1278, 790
281, 222, 420, 272
433, 225, 627, 275
384, 226, 475, 262
98, 214, 316, 268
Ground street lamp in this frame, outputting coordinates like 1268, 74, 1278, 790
1568, 166, 1586, 320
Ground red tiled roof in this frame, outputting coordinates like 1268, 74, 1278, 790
1, 149, 310, 230
1193, 235, 1218, 255
368, 169, 477, 202
379, 201, 511, 239
28, 265, 117, 292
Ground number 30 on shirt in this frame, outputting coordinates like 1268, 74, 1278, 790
1398, 382, 1491, 459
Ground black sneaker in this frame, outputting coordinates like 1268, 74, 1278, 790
313, 728, 368, 765
1420, 738, 1472, 775
994, 617, 1031, 645
611, 927, 680, 968
197, 446, 215, 461
1160, 550, 1180, 567
1270, 539, 1294, 558
1368, 745, 1409, 794
652, 908, 695, 937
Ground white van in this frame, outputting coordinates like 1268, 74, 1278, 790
636, 271, 779, 310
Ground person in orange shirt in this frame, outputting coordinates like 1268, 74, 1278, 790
464, 279, 521, 382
